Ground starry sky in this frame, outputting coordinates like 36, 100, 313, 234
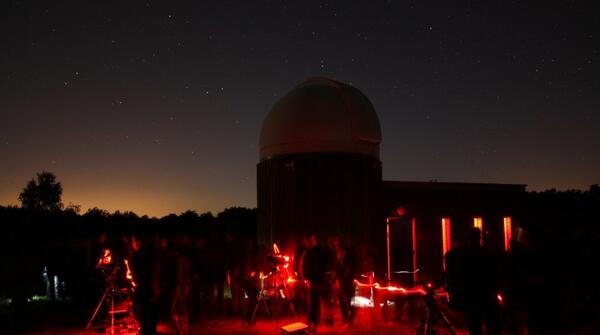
1, 1, 598, 217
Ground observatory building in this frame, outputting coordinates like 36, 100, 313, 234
257, 77, 525, 281
257, 77, 383, 247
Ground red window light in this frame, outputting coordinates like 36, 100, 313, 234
441, 217, 451, 269
473, 217, 483, 245
503, 217, 513, 251
473, 217, 483, 230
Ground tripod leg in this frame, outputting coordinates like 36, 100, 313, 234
87, 287, 110, 329
423, 308, 432, 335
110, 295, 115, 335
289, 298, 297, 319
251, 297, 261, 323
264, 299, 271, 317
280, 275, 296, 319
438, 310, 458, 335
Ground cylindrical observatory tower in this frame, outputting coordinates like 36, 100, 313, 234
257, 77, 382, 247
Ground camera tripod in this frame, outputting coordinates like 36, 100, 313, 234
417, 287, 457, 335
86, 267, 138, 334
250, 267, 296, 324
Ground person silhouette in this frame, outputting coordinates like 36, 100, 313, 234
461, 227, 500, 335
301, 235, 328, 332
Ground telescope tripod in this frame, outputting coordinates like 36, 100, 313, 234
86, 269, 138, 334
417, 290, 457, 335
250, 268, 296, 324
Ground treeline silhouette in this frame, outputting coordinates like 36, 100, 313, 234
0, 205, 256, 328
509, 186, 600, 332
0, 185, 599, 332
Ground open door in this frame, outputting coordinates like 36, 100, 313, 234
387, 217, 417, 287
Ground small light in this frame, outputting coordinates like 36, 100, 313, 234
396, 206, 406, 216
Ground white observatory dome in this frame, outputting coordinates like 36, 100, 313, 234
259, 77, 382, 161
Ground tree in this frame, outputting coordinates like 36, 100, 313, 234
18, 171, 63, 211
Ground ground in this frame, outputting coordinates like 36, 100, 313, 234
11, 298, 470, 335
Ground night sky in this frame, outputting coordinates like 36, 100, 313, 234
1, 1, 598, 217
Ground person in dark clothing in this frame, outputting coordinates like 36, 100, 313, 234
158, 237, 177, 322
131, 235, 162, 335
190, 236, 210, 320
171, 235, 192, 335
207, 231, 227, 316
239, 238, 261, 322
461, 227, 501, 335
445, 239, 464, 312
224, 233, 244, 316
331, 236, 356, 323
301, 235, 328, 331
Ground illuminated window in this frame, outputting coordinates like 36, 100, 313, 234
441, 217, 451, 269
473, 217, 483, 230
503, 217, 512, 251
473, 217, 483, 245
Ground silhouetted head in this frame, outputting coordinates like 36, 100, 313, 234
331, 235, 343, 251
465, 227, 482, 248
452, 239, 460, 250
131, 235, 140, 251
309, 234, 318, 248
301, 236, 311, 248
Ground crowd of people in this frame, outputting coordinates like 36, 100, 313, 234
93, 226, 582, 335
445, 227, 501, 335
95, 232, 361, 335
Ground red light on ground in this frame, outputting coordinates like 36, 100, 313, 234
497, 293, 503, 304
396, 206, 406, 216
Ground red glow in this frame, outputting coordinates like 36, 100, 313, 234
124, 259, 136, 288
386, 221, 391, 283
396, 206, 406, 216
497, 293, 504, 304
441, 217, 451, 269
97, 249, 112, 266
503, 217, 513, 251
412, 217, 418, 283
354, 279, 378, 288
354, 279, 425, 296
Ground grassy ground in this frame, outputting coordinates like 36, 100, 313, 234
4, 296, 470, 335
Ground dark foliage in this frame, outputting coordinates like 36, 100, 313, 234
0, 205, 256, 304
18, 172, 63, 211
